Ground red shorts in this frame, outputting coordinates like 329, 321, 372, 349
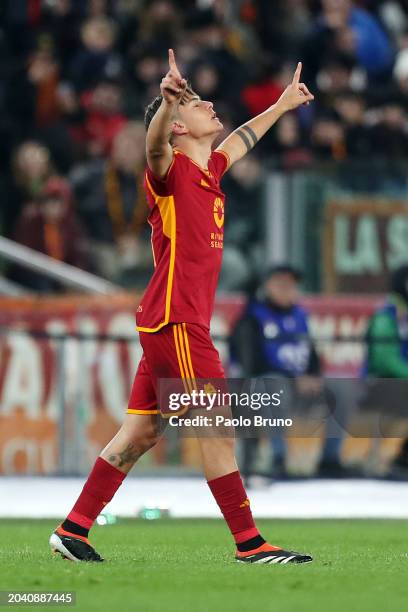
127, 322, 225, 416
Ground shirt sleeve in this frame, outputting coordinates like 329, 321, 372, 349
145, 152, 180, 197
210, 150, 230, 181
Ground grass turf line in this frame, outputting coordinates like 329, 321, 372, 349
0, 519, 407, 612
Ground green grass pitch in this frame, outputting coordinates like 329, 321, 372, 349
0, 519, 407, 611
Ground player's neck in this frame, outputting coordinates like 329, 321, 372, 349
174, 138, 213, 171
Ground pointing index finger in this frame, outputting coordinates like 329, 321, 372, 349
168, 48, 181, 78
292, 62, 302, 85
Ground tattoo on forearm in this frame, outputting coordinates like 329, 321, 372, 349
108, 443, 142, 468
236, 125, 258, 152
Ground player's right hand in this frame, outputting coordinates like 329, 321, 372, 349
160, 49, 187, 105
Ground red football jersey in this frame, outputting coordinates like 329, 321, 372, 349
136, 148, 230, 332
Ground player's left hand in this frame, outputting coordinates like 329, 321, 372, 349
277, 62, 314, 112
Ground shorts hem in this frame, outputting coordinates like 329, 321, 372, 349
127, 408, 160, 415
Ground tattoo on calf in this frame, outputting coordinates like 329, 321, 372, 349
108, 443, 141, 468
236, 125, 258, 152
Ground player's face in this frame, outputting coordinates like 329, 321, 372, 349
265, 274, 299, 308
178, 95, 223, 138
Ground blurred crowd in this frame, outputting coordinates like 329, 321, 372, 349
1, 0, 408, 291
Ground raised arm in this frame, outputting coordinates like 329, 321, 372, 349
216, 62, 314, 167
146, 49, 187, 179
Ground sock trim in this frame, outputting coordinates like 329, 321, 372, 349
56, 525, 90, 545
207, 469, 240, 486
66, 511, 93, 530
236, 533, 266, 552
234, 527, 260, 544
236, 542, 283, 558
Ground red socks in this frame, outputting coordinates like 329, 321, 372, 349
62, 462, 263, 551
61, 457, 126, 536
207, 470, 262, 547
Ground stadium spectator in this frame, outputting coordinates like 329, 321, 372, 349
185, 8, 245, 95
219, 155, 264, 291
68, 16, 122, 92
271, 112, 313, 168
3, 0, 408, 293
370, 101, 408, 158
124, 43, 168, 119
241, 57, 286, 117
190, 61, 223, 107
320, 54, 363, 97
231, 264, 354, 479
135, 0, 182, 53
332, 91, 372, 158
250, 0, 311, 58
9, 176, 88, 292
6, 47, 61, 136
3, 142, 55, 237
366, 265, 408, 478
72, 78, 128, 157
39, 0, 83, 71
311, 113, 347, 161
70, 122, 152, 286
302, 0, 394, 83
231, 263, 358, 479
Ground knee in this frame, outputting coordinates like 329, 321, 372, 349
134, 427, 161, 454
124, 418, 162, 455
123, 413, 162, 442
102, 421, 162, 468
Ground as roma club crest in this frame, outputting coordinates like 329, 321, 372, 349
213, 197, 224, 229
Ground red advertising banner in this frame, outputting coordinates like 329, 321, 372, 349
0, 293, 382, 474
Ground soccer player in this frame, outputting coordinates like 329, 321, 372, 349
49, 50, 314, 564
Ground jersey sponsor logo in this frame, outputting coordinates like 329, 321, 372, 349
210, 232, 223, 249
213, 197, 224, 229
